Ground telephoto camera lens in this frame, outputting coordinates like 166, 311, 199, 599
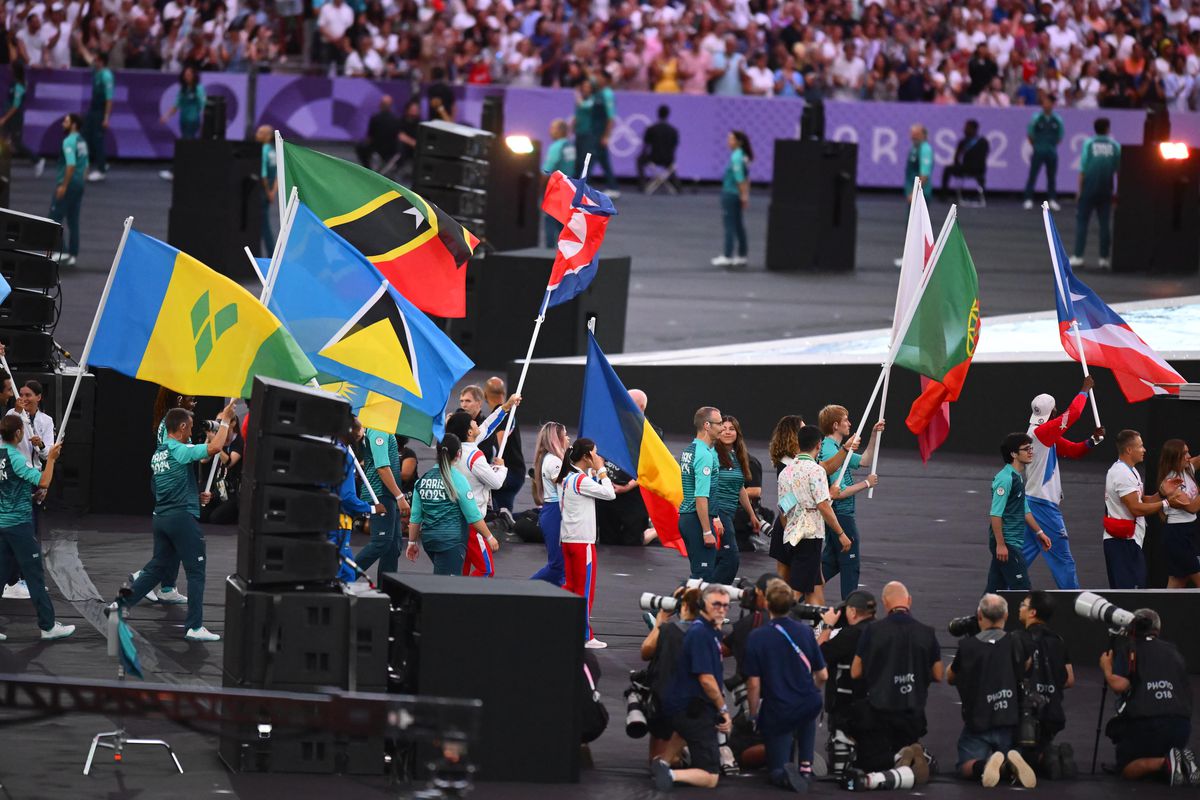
639, 593, 678, 614
1074, 591, 1135, 629
624, 671, 651, 738
684, 578, 745, 602
199, 420, 221, 433
789, 603, 830, 623
947, 615, 981, 638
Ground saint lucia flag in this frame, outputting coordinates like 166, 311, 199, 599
88, 230, 315, 397
318, 375, 438, 445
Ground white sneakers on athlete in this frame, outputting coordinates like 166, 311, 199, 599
157, 588, 188, 605
41, 622, 75, 641
1048, 199, 1062, 211
1097, 257, 1112, 270
3, 580, 30, 599
1022, 199, 1034, 210
584, 637, 607, 650
86, 170, 106, 182
1068, 255, 1084, 269
185, 626, 220, 642
710, 255, 731, 267
129, 570, 160, 603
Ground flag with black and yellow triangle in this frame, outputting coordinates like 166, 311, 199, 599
269, 203, 473, 419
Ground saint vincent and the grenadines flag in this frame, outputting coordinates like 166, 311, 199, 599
579, 332, 686, 555
267, 203, 473, 421
88, 230, 316, 397
892, 216, 981, 444
280, 140, 478, 318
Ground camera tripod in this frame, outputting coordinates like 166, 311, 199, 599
83, 603, 184, 776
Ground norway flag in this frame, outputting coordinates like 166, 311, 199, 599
542, 171, 618, 309
1043, 207, 1184, 401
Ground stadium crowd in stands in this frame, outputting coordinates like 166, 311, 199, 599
5, 0, 1200, 109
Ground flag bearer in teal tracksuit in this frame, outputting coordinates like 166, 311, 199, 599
1071, 117, 1121, 270
123, 402, 236, 642
356, 426, 410, 579
1023, 93, 1064, 210
0, 416, 73, 641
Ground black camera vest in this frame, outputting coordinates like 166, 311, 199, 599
1120, 637, 1192, 720
863, 612, 939, 713
955, 632, 1021, 732
1023, 624, 1069, 725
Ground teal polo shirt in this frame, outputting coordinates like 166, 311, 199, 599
0, 443, 41, 527
989, 464, 1030, 547
152, 437, 209, 517
680, 438, 717, 514
820, 436, 862, 515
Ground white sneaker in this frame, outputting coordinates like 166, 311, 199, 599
1097, 257, 1112, 270
3, 581, 30, 599
87, 170, 106, 182
1022, 199, 1034, 210
1068, 255, 1084, 268
34, 158, 45, 178
41, 622, 75, 641
0, 631, 7, 640
129, 571, 159, 603
158, 169, 174, 181
892, 257, 903, 268
729, 256, 748, 269
498, 508, 516, 528
1048, 199, 1062, 211
185, 626, 220, 642
63, 255, 76, 267
710, 255, 731, 267
157, 588, 188, 605
584, 637, 607, 650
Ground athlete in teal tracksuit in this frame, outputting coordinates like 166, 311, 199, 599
356, 427, 410, 577
407, 435, 493, 576
83, 52, 114, 178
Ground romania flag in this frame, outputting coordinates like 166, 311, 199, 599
319, 375, 436, 445
579, 332, 685, 554
88, 230, 316, 398
280, 140, 479, 318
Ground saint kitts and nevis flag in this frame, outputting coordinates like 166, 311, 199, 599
1043, 207, 1184, 400
891, 209, 981, 459
279, 139, 479, 318
542, 171, 618, 307
88, 229, 316, 397
579, 332, 685, 554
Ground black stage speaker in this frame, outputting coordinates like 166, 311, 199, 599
89, 368, 159, 515
237, 532, 338, 585
0, 249, 58, 289
440, 249, 630, 369
800, 100, 825, 141
1112, 144, 1200, 274
223, 576, 390, 692
0, 208, 62, 253
248, 376, 350, 439
485, 141, 540, 252
249, 434, 345, 486
416, 120, 494, 160
0, 329, 53, 369
414, 156, 489, 191
381, 574, 584, 782
0, 149, 10, 209
0, 289, 55, 327
417, 186, 487, 219
480, 95, 504, 136
202, 95, 227, 140
767, 140, 858, 272
168, 139, 263, 279
238, 484, 341, 536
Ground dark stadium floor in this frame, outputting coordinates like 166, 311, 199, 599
0, 443, 1195, 799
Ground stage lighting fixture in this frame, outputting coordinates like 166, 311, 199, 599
505, 135, 534, 154
1159, 141, 1190, 160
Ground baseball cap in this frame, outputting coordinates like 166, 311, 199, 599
1030, 393, 1055, 424
844, 589, 876, 613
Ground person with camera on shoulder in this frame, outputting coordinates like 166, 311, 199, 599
1016, 589, 1076, 778
651, 583, 732, 791
743, 578, 828, 792
947, 593, 1038, 788
721, 572, 777, 772
637, 585, 702, 768
817, 589, 877, 779
1101, 608, 1197, 785
843, 581, 941, 791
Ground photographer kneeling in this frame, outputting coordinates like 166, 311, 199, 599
638, 585, 702, 767
744, 578, 827, 792
947, 594, 1037, 788
817, 589, 877, 779
1016, 589, 1075, 778
1101, 609, 1197, 785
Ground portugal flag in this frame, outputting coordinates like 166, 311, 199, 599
892, 217, 981, 447
280, 140, 478, 318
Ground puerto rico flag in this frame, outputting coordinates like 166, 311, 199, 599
1043, 207, 1184, 401
542, 171, 618, 309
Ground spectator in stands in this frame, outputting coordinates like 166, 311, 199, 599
345, 34, 383, 78
744, 51, 775, 96
711, 35, 746, 96
940, 119, 989, 199
775, 53, 806, 98
830, 42, 866, 101
637, 105, 679, 193
316, 0, 353, 67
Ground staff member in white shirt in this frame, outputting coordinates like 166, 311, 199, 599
1157, 438, 1200, 588
531, 421, 568, 586
557, 438, 615, 649
1103, 430, 1182, 589
445, 410, 503, 577
6, 380, 54, 468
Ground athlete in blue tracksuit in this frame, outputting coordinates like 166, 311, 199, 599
333, 440, 378, 582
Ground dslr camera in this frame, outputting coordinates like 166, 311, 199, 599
1074, 591, 1135, 631
947, 614, 981, 638
684, 577, 758, 611
624, 670, 653, 739
639, 592, 679, 614
790, 603, 832, 624
198, 420, 223, 433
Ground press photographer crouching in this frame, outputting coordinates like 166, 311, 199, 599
744, 578, 828, 792
634, 585, 703, 767
1100, 608, 1197, 785
947, 594, 1038, 788
1016, 589, 1076, 779
651, 583, 731, 791
843, 581, 942, 791
816, 589, 877, 779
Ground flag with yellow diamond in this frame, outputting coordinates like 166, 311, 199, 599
88, 230, 316, 397
319, 375, 437, 444
268, 203, 472, 418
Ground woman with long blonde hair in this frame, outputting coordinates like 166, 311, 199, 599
531, 421, 570, 585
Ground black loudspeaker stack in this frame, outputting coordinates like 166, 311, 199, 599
1112, 144, 1200, 274
167, 139, 263, 282
381, 573, 585, 782
766, 140, 858, 272
0, 208, 61, 370
220, 377, 392, 776
413, 117, 541, 252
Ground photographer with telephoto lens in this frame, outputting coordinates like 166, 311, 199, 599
637, 585, 702, 767
817, 589, 877, 779
947, 594, 1037, 789
1101, 608, 1197, 785
1015, 590, 1076, 779
743, 578, 828, 792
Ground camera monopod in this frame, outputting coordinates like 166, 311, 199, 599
1091, 628, 1123, 774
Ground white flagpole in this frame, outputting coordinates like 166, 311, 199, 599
495, 153, 594, 459
352, 449, 381, 506
58, 217, 134, 444
833, 205, 958, 488
865, 367, 890, 499
1042, 202, 1102, 430
274, 130, 287, 225
205, 188, 300, 493
245, 246, 266, 287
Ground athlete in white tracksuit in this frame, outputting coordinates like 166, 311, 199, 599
446, 406, 508, 577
